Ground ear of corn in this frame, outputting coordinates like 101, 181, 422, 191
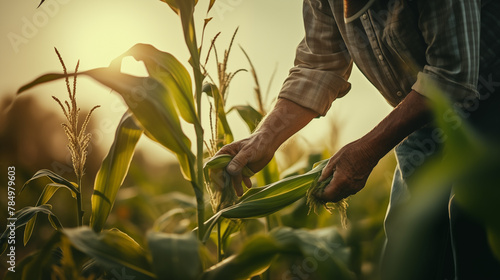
203, 154, 253, 213
202, 157, 348, 242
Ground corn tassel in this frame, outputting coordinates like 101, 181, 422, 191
203, 156, 348, 242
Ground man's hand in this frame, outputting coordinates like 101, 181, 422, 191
215, 132, 276, 196
317, 139, 379, 202
216, 98, 319, 196
317, 90, 433, 202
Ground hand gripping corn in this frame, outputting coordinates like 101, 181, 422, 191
203, 155, 348, 242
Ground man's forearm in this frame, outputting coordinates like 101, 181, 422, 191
255, 98, 318, 150
361, 90, 433, 159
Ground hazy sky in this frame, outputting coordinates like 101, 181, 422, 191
0, 0, 392, 165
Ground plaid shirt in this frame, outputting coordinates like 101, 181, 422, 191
279, 0, 500, 116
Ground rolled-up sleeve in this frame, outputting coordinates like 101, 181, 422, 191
412, 0, 481, 105
279, 0, 353, 116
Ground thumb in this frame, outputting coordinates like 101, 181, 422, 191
319, 160, 335, 182
226, 152, 249, 175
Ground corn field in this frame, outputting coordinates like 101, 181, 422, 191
1, 0, 499, 279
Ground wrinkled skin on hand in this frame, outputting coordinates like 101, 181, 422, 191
215, 132, 276, 195
317, 139, 380, 202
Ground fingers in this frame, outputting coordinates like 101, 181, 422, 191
320, 171, 365, 202
321, 172, 350, 202
243, 176, 252, 188
219, 145, 254, 195
231, 173, 244, 196
226, 151, 248, 175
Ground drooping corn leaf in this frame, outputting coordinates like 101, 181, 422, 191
0, 205, 62, 254
20, 171, 78, 242
201, 227, 354, 280
18, 68, 195, 180
111, 43, 197, 124
90, 112, 143, 232
147, 231, 205, 280
24, 183, 76, 245
21, 169, 79, 194
63, 227, 155, 279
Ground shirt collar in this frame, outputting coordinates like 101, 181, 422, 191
344, 0, 377, 23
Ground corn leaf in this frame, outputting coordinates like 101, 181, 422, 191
18, 68, 195, 180
20, 172, 77, 243
160, 0, 199, 68
0, 205, 62, 254
177, 0, 199, 69
63, 227, 155, 279
160, 0, 198, 15
24, 183, 77, 245
90, 112, 143, 232
147, 232, 205, 280
111, 43, 197, 124
79, 68, 195, 180
21, 169, 79, 194
153, 208, 196, 233
201, 227, 354, 280
202, 235, 277, 280
229, 105, 263, 133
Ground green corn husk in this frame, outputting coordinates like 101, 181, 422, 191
203, 156, 348, 242
203, 154, 254, 213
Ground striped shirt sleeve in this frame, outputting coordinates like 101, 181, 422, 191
412, 0, 481, 106
279, 0, 353, 116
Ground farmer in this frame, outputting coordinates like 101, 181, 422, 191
217, 0, 500, 278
